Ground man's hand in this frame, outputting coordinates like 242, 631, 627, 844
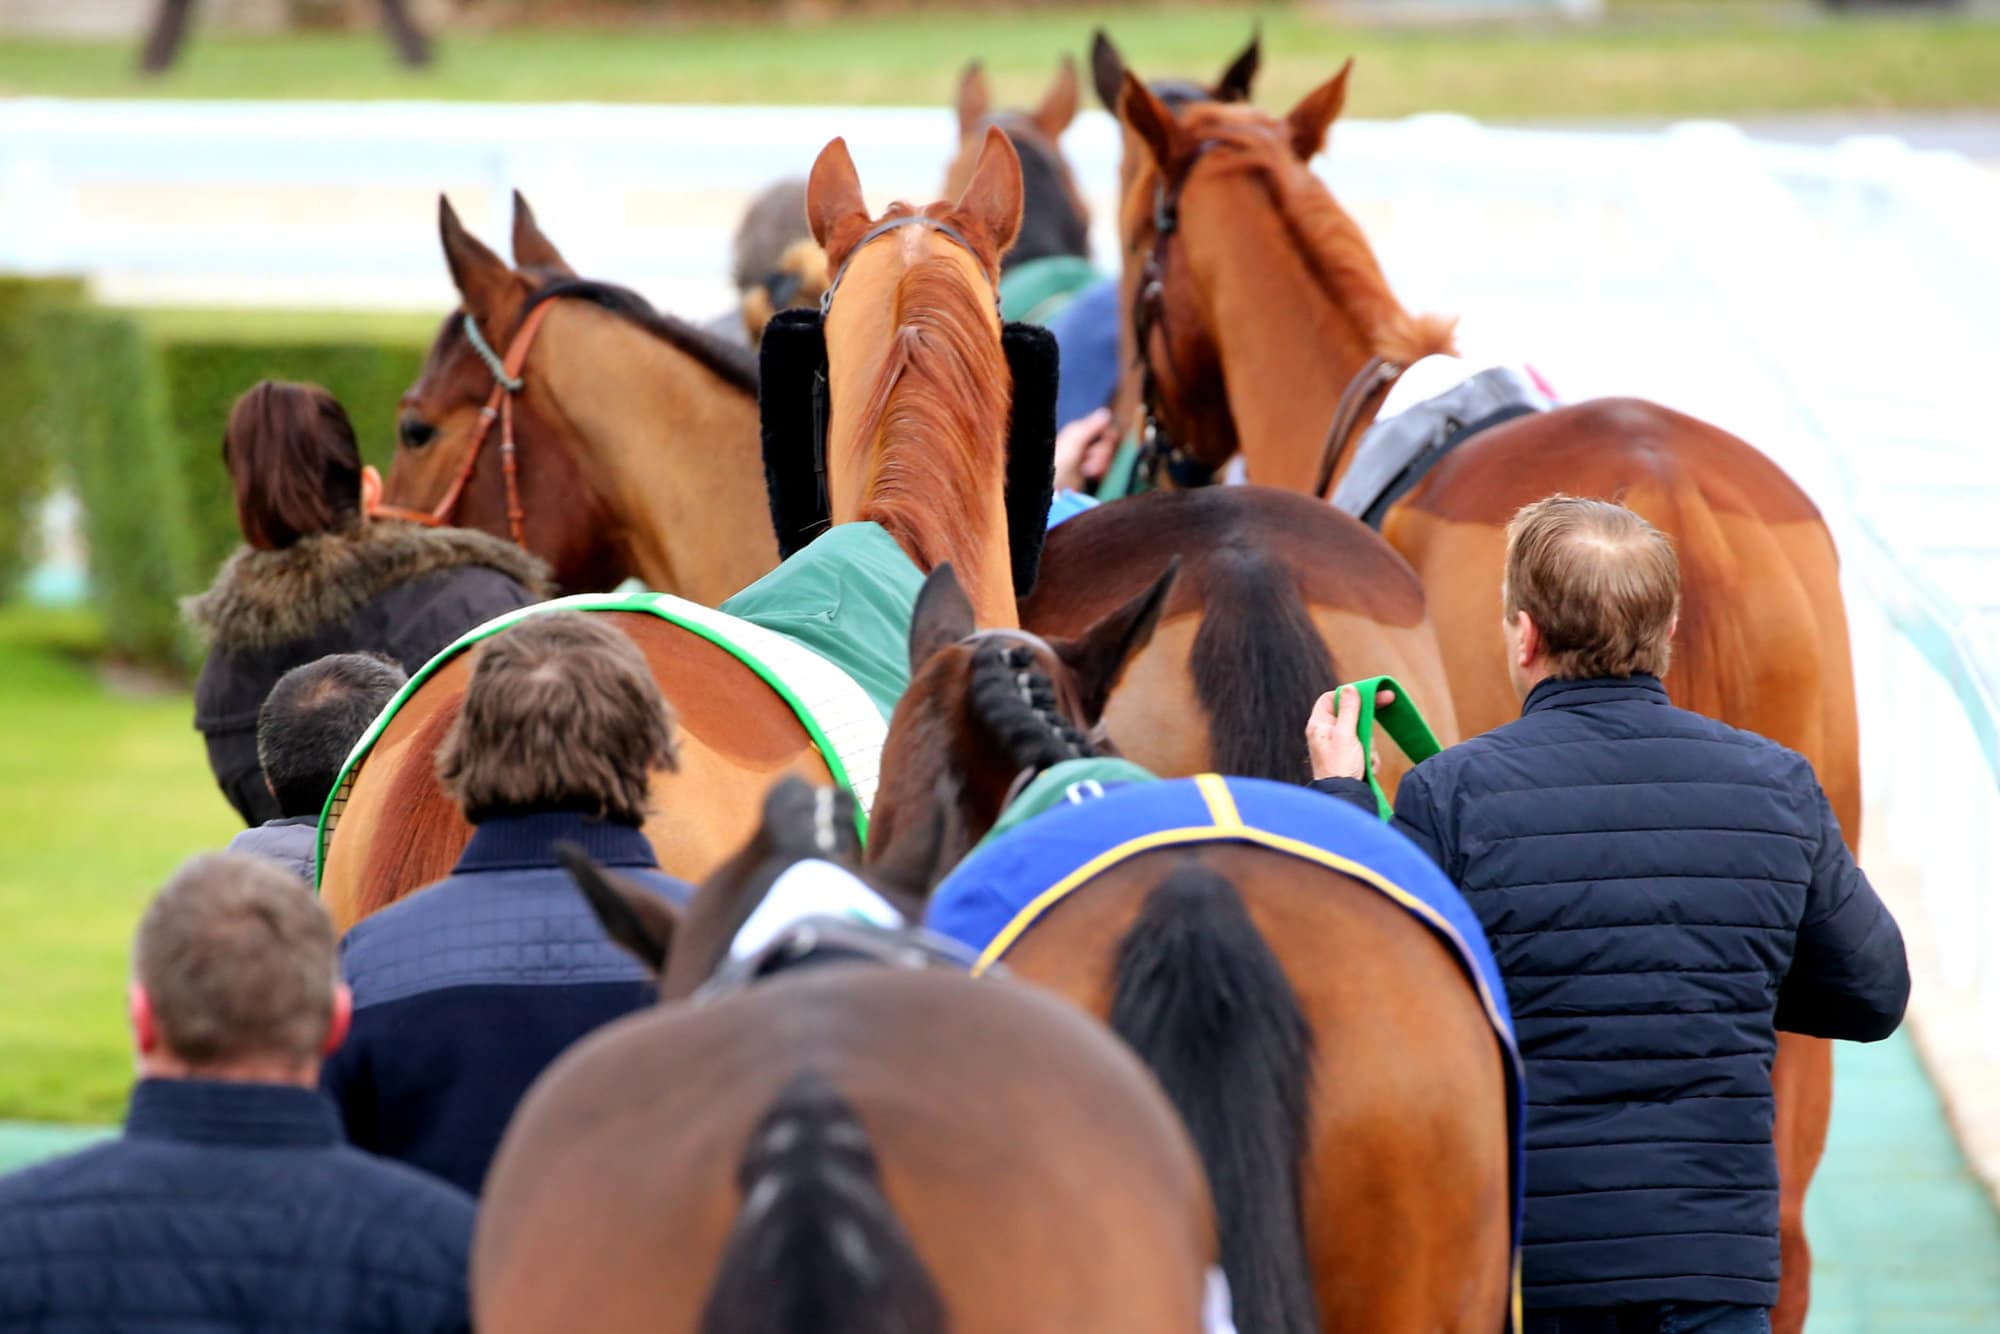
1305, 685, 1395, 782
1052, 407, 1120, 492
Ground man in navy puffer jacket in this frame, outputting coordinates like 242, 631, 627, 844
1308, 495, 1908, 1334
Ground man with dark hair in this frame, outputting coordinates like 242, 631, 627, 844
0, 853, 473, 1333
322, 611, 691, 1194
225, 652, 407, 881
1306, 495, 1908, 1334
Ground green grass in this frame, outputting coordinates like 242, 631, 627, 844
127, 307, 443, 347
0, 605, 239, 1124
1, 5, 1998, 118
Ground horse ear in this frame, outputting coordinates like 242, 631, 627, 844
1035, 55, 1080, 140
439, 195, 517, 322
1214, 28, 1261, 103
510, 190, 575, 276
955, 60, 991, 141
1055, 558, 1180, 723
1119, 71, 1184, 174
951, 125, 1023, 261
1089, 29, 1128, 113
1286, 58, 1354, 162
867, 780, 965, 902
806, 137, 868, 255
557, 842, 679, 979
909, 563, 978, 676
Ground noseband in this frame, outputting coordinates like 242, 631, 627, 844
1132, 143, 1407, 497
373, 301, 557, 546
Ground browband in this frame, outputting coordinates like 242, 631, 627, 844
821, 214, 1000, 318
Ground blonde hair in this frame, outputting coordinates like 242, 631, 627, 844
436, 612, 679, 827
1504, 495, 1680, 680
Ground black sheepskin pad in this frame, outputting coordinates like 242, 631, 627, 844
1001, 320, 1059, 599
758, 307, 831, 559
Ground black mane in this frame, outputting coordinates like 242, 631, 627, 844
521, 277, 759, 397
996, 119, 1091, 271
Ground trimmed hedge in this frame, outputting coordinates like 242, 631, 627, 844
0, 287, 428, 667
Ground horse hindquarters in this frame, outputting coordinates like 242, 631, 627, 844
1006, 847, 1513, 1333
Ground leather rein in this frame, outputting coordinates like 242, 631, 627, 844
1132, 143, 1405, 498
372, 299, 557, 546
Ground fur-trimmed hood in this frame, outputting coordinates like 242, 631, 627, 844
184, 520, 554, 651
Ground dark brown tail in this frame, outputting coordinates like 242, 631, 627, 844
698, 1072, 945, 1334
1189, 543, 1337, 781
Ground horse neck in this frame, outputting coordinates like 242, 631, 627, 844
535, 303, 776, 605
831, 259, 1018, 628
1188, 169, 1436, 493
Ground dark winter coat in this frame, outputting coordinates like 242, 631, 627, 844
1314, 674, 1908, 1312
321, 810, 692, 1195
223, 814, 318, 883
184, 519, 550, 825
0, 1078, 474, 1333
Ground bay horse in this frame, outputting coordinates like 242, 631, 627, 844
385, 193, 779, 602
319, 131, 1032, 932
475, 779, 1224, 1334
1117, 61, 1855, 1331
870, 563, 1515, 1334
945, 58, 1091, 273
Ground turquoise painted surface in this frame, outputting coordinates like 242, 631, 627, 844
1805, 1030, 2000, 1331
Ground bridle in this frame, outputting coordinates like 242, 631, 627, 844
372, 300, 557, 546
1132, 142, 1406, 498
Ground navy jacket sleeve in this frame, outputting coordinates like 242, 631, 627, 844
1307, 770, 1450, 873
320, 1025, 379, 1153
1774, 776, 1910, 1042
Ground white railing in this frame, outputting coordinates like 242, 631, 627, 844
3, 99, 1997, 1036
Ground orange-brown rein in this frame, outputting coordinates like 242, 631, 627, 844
374, 300, 556, 545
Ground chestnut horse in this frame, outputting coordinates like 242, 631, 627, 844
944, 57, 1091, 273
1117, 61, 1854, 1331
871, 564, 1515, 1334
386, 193, 778, 602
320, 132, 1032, 932
476, 779, 1223, 1334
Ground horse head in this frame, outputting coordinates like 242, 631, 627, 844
944, 58, 1090, 270
807, 130, 1025, 626
1090, 27, 1260, 210
867, 560, 1178, 895
1118, 60, 1455, 490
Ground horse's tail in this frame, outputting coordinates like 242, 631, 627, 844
1110, 863, 1319, 1334
1189, 542, 1337, 781
698, 1072, 946, 1334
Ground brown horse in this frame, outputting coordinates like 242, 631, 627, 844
475, 779, 1223, 1334
1117, 61, 1854, 1331
320, 133, 1031, 932
869, 563, 1515, 1334
386, 193, 778, 602
945, 57, 1091, 272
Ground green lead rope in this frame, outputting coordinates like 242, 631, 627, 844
1334, 674, 1444, 821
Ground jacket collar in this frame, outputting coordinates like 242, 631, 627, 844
1522, 673, 1669, 716
124, 1078, 343, 1149
453, 810, 660, 874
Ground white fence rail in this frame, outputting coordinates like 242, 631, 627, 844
3, 98, 1999, 1039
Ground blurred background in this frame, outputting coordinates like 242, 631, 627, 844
3, 2, 2000, 1325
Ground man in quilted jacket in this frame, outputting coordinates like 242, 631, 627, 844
1307, 495, 1908, 1334
321, 611, 693, 1195
0, 853, 473, 1333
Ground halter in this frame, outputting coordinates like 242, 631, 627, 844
372, 301, 557, 546
820, 213, 1001, 318
1132, 144, 1406, 496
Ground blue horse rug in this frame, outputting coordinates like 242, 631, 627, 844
927, 770, 1526, 1324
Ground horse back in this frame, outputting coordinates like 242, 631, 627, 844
320, 612, 832, 934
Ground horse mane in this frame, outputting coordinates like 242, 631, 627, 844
1246, 150, 1457, 367
848, 255, 1012, 579
967, 639, 1094, 774
522, 277, 759, 397
993, 114, 1091, 267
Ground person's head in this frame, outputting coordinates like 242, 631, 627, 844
222, 380, 383, 551
435, 611, 679, 827
129, 853, 350, 1086
1502, 495, 1680, 696
257, 653, 409, 819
